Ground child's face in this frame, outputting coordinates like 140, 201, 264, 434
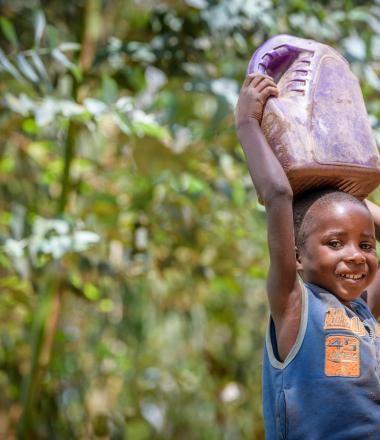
297, 200, 378, 303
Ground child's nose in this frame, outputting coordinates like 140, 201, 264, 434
344, 249, 366, 264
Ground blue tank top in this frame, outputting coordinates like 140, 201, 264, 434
263, 281, 380, 440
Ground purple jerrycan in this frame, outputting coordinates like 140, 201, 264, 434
248, 34, 380, 199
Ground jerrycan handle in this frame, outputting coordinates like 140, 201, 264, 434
248, 44, 302, 83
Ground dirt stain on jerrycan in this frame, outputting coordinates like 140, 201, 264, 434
248, 34, 380, 199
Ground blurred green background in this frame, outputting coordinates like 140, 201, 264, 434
1, 0, 380, 438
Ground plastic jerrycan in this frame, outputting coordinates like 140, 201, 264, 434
248, 34, 380, 199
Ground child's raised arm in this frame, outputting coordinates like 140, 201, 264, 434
236, 74, 302, 359
364, 199, 380, 318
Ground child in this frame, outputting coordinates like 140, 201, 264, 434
236, 73, 380, 439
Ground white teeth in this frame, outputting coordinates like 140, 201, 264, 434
339, 274, 363, 280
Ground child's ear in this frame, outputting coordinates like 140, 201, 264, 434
295, 246, 303, 271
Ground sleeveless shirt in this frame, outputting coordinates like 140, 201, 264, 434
263, 281, 380, 440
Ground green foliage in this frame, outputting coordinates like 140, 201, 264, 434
0, 0, 379, 438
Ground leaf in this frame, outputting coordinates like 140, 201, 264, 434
0, 49, 25, 82
72, 231, 100, 253
84, 283, 101, 301
342, 33, 366, 61
112, 112, 132, 135
58, 42, 81, 52
4, 238, 29, 278
52, 48, 82, 81
52, 48, 75, 69
141, 401, 165, 431
179, 173, 207, 194
45, 23, 59, 48
34, 10, 46, 46
0, 17, 18, 47
16, 54, 39, 82
4, 93, 34, 115
58, 100, 85, 117
22, 118, 38, 135
29, 216, 100, 260
133, 121, 171, 140
98, 299, 114, 313
83, 98, 108, 116
210, 78, 239, 108
33, 217, 70, 237
115, 96, 134, 112
130, 110, 171, 141
347, 8, 371, 23
34, 98, 57, 126
30, 50, 50, 83
11, 204, 26, 240
364, 65, 380, 91
185, 0, 208, 9
101, 74, 118, 104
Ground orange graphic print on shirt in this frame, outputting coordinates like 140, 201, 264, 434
324, 308, 366, 336
325, 335, 360, 377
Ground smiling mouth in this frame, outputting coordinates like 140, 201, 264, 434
337, 273, 366, 280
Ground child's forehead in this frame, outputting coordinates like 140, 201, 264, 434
310, 198, 365, 216
306, 198, 372, 230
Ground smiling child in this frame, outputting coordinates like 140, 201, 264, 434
236, 73, 380, 439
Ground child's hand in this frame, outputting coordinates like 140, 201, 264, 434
235, 73, 278, 130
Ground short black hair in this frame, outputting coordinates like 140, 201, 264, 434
293, 188, 368, 249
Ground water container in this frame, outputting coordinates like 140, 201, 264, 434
248, 34, 380, 199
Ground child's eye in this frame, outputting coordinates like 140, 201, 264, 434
328, 240, 341, 248
360, 242, 374, 251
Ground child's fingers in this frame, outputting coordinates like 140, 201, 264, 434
242, 75, 254, 87
260, 86, 279, 102
243, 73, 260, 87
243, 73, 274, 88
255, 77, 277, 93
251, 74, 273, 89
